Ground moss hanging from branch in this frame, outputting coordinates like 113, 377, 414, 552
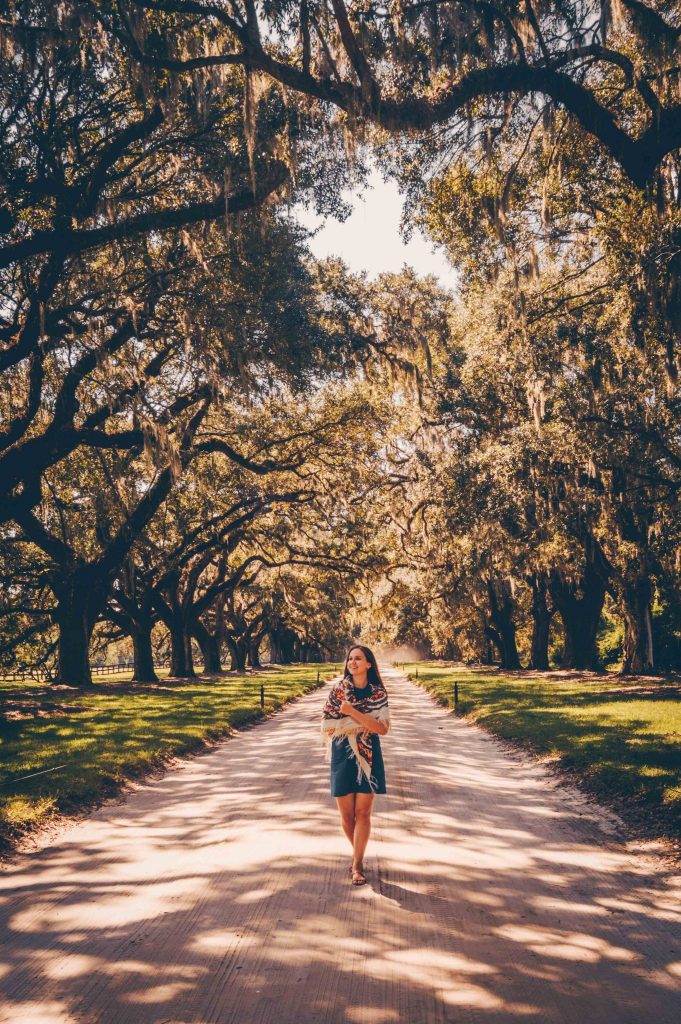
242, 68, 269, 195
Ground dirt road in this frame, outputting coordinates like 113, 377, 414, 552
2, 667, 680, 1023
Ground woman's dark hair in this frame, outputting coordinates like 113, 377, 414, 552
342, 645, 385, 689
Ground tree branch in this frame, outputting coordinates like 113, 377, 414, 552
0, 162, 289, 269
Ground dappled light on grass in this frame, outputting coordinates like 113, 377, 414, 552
0, 664, 339, 847
1, 670, 680, 1023
407, 662, 681, 842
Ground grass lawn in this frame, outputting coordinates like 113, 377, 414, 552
0, 663, 340, 852
402, 662, 681, 843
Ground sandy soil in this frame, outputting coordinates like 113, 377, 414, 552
1, 667, 680, 1024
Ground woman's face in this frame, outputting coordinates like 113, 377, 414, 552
347, 648, 371, 677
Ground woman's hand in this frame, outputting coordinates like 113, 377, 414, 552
339, 701, 386, 734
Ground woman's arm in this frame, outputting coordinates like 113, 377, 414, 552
340, 702, 388, 735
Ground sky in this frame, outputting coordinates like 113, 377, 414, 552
294, 167, 458, 292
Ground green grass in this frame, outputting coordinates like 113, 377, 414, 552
0, 663, 340, 851
403, 662, 681, 842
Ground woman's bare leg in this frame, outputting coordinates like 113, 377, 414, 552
335, 794, 356, 847
352, 793, 374, 872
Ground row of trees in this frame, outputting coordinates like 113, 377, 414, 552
375, 266, 681, 673
0, 4, 416, 683
1, 1, 679, 679
364, 2, 681, 674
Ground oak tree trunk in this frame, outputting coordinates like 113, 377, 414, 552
486, 580, 521, 670
268, 633, 281, 664
530, 576, 553, 671
56, 604, 94, 686
54, 569, 109, 686
270, 627, 296, 664
132, 622, 158, 683
228, 638, 248, 673
550, 565, 605, 671
193, 620, 222, 674
620, 578, 655, 675
169, 621, 195, 678
248, 638, 262, 669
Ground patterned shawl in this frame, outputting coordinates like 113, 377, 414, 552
321, 676, 390, 792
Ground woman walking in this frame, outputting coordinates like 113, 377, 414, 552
321, 646, 390, 886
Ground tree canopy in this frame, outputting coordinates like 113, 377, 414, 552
0, 0, 679, 681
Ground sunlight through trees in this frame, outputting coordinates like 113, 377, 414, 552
1, 1, 679, 680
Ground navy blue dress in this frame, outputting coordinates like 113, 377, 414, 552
329, 682, 387, 797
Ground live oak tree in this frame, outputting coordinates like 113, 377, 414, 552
102, 0, 681, 372
0, 0, 379, 684
1, 251, 420, 682
348, 247, 679, 672
6, 400, 208, 685
4, 2, 679, 679
88, 0, 681, 187
110, 483, 314, 679
385, 268, 680, 672
261, 569, 360, 665
0, 204, 366, 684
0, 5, 302, 526
380, 41, 680, 672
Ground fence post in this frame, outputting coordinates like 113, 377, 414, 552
415, 667, 419, 679
317, 669, 320, 683
260, 682, 265, 709
454, 681, 459, 710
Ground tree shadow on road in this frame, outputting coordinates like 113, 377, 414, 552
1, 675, 680, 1024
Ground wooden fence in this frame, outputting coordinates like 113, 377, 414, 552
3, 661, 143, 682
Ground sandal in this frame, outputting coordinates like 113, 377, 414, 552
351, 868, 367, 886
